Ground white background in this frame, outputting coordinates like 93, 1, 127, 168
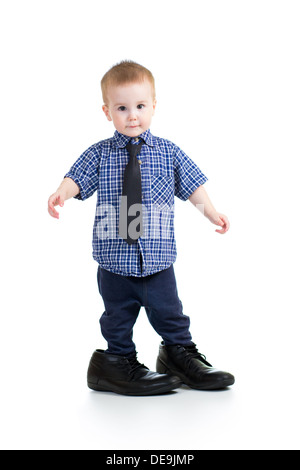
1, 0, 300, 450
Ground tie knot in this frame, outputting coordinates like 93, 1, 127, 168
126, 141, 143, 159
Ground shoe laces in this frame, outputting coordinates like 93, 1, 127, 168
126, 354, 148, 377
183, 344, 212, 368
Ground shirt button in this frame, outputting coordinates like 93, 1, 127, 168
135, 138, 139, 142
138, 160, 142, 165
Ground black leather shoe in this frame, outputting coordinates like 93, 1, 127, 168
156, 343, 235, 390
87, 349, 182, 396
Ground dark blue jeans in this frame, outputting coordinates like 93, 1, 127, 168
97, 265, 193, 356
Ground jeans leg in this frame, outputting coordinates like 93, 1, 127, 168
97, 267, 142, 356
144, 266, 193, 346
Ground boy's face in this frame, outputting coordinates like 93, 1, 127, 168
102, 80, 156, 137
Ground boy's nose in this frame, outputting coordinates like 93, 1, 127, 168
128, 110, 137, 120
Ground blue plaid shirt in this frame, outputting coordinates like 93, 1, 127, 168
65, 129, 207, 277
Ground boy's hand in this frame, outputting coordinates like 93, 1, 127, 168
48, 191, 65, 219
189, 187, 230, 234
48, 178, 80, 219
208, 212, 230, 234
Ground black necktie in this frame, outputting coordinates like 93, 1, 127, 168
119, 141, 143, 244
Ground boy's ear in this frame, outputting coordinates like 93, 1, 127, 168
102, 104, 112, 121
152, 99, 157, 115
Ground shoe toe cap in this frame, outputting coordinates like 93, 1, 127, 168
207, 370, 235, 388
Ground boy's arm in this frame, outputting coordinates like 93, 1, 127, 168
48, 177, 80, 219
189, 185, 230, 234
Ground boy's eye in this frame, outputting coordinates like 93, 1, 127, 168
137, 104, 144, 109
118, 106, 126, 111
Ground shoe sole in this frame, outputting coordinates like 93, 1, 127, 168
156, 358, 235, 390
87, 378, 182, 396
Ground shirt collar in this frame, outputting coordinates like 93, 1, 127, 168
112, 129, 158, 148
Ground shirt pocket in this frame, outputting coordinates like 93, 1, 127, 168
151, 174, 174, 207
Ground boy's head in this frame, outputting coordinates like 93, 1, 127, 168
101, 61, 157, 138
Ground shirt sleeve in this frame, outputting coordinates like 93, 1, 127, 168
64, 144, 101, 201
173, 145, 208, 201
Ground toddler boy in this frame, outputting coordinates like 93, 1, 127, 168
48, 61, 234, 395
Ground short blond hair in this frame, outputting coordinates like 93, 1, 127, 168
101, 60, 156, 104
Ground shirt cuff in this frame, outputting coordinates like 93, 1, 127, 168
179, 175, 208, 201
64, 173, 85, 200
